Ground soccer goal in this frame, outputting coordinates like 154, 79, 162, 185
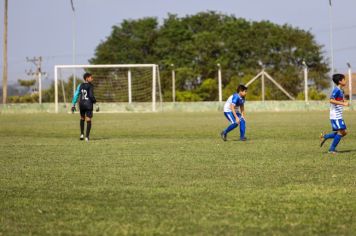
54, 64, 162, 113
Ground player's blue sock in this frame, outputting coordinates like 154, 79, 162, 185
324, 132, 336, 139
224, 123, 238, 134
239, 119, 246, 138
329, 134, 342, 151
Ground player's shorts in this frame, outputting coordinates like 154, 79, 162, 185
80, 108, 93, 118
330, 119, 346, 131
224, 112, 242, 124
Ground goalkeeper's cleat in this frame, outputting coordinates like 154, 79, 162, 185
220, 131, 227, 141
85, 137, 89, 142
80, 134, 84, 140
240, 137, 247, 141
320, 132, 327, 147
328, 150, 338, 154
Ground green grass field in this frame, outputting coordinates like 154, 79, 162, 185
0, 111, 355, 235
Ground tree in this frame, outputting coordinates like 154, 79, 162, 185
90, 11, 330, 101
90, 17, 159, 65
18, 79, 36, 90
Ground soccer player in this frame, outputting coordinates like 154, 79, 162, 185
320, 74, 349, 153
71, 72, 97, 142
220, 84, 248, 141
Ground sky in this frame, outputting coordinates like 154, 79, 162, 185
1, 0, 356, 85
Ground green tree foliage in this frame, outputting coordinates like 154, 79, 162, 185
297, 88, 327, 100
8, 94, 39, 103
41, 77, 82, 103
90, 11, 329, 101
198, 78, 218, 101
8, 79, 38, 103
90, 17, 159, 64
8, 79, 37, 103
176, 91, 202, 102
8, 76, 81, 103
18, 79, 36, 88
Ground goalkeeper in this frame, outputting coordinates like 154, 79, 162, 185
71, 72, 97, 142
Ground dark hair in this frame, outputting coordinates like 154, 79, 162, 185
332, 74, 345, 85
237, 84, 248, 92
83, 72, 92, 81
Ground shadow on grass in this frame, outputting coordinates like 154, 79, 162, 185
91, 137, 111, 141
338, 149, 356, 153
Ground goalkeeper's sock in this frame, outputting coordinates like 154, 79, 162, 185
329, 134, 342, 151
80, 119, 85, 135
324, 132, 337, 140
86, 121, 92, 138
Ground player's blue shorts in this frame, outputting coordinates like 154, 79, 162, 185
330, 119, 347, 131
224, 112, 242, 124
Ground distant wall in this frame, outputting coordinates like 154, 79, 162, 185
0, 101, 355, 113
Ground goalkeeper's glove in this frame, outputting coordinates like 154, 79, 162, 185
71, 105, 76, 113
95, 105, 100, 112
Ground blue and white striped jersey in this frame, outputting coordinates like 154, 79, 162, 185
223, 93, 245, 113
330, 87, 344, 120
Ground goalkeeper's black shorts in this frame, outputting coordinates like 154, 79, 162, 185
80, 108, 93, 118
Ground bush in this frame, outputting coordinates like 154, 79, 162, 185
222, 75, 262, 101
296, 88, 326, 100
176, 91, 202, 101
197, 78, 218, 101
8, 94, 39, 103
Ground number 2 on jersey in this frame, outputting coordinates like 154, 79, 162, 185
81, 89, 88, 100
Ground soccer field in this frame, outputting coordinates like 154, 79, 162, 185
0, 111, 355, 235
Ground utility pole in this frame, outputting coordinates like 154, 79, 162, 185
171, 64, 176, 103
71, 0, 76, 95
26, 57, 46, 104
328, 0, 335, 90
2, 0, 8, 104
347, 63, 352, 104
258, 61, 265, 102
217, 63, 222, 102
302, 60, 309, 103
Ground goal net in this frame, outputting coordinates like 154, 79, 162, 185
54, 64, 162, 113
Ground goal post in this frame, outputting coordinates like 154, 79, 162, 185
54, 64, 162, 113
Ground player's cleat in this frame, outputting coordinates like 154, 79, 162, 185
220, 131, 227, 141
85, 137, 89, 142
80, 134, 84, 140
240, 137, 247, 141
328, 150, 338, 154
320, 132, 327, 147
